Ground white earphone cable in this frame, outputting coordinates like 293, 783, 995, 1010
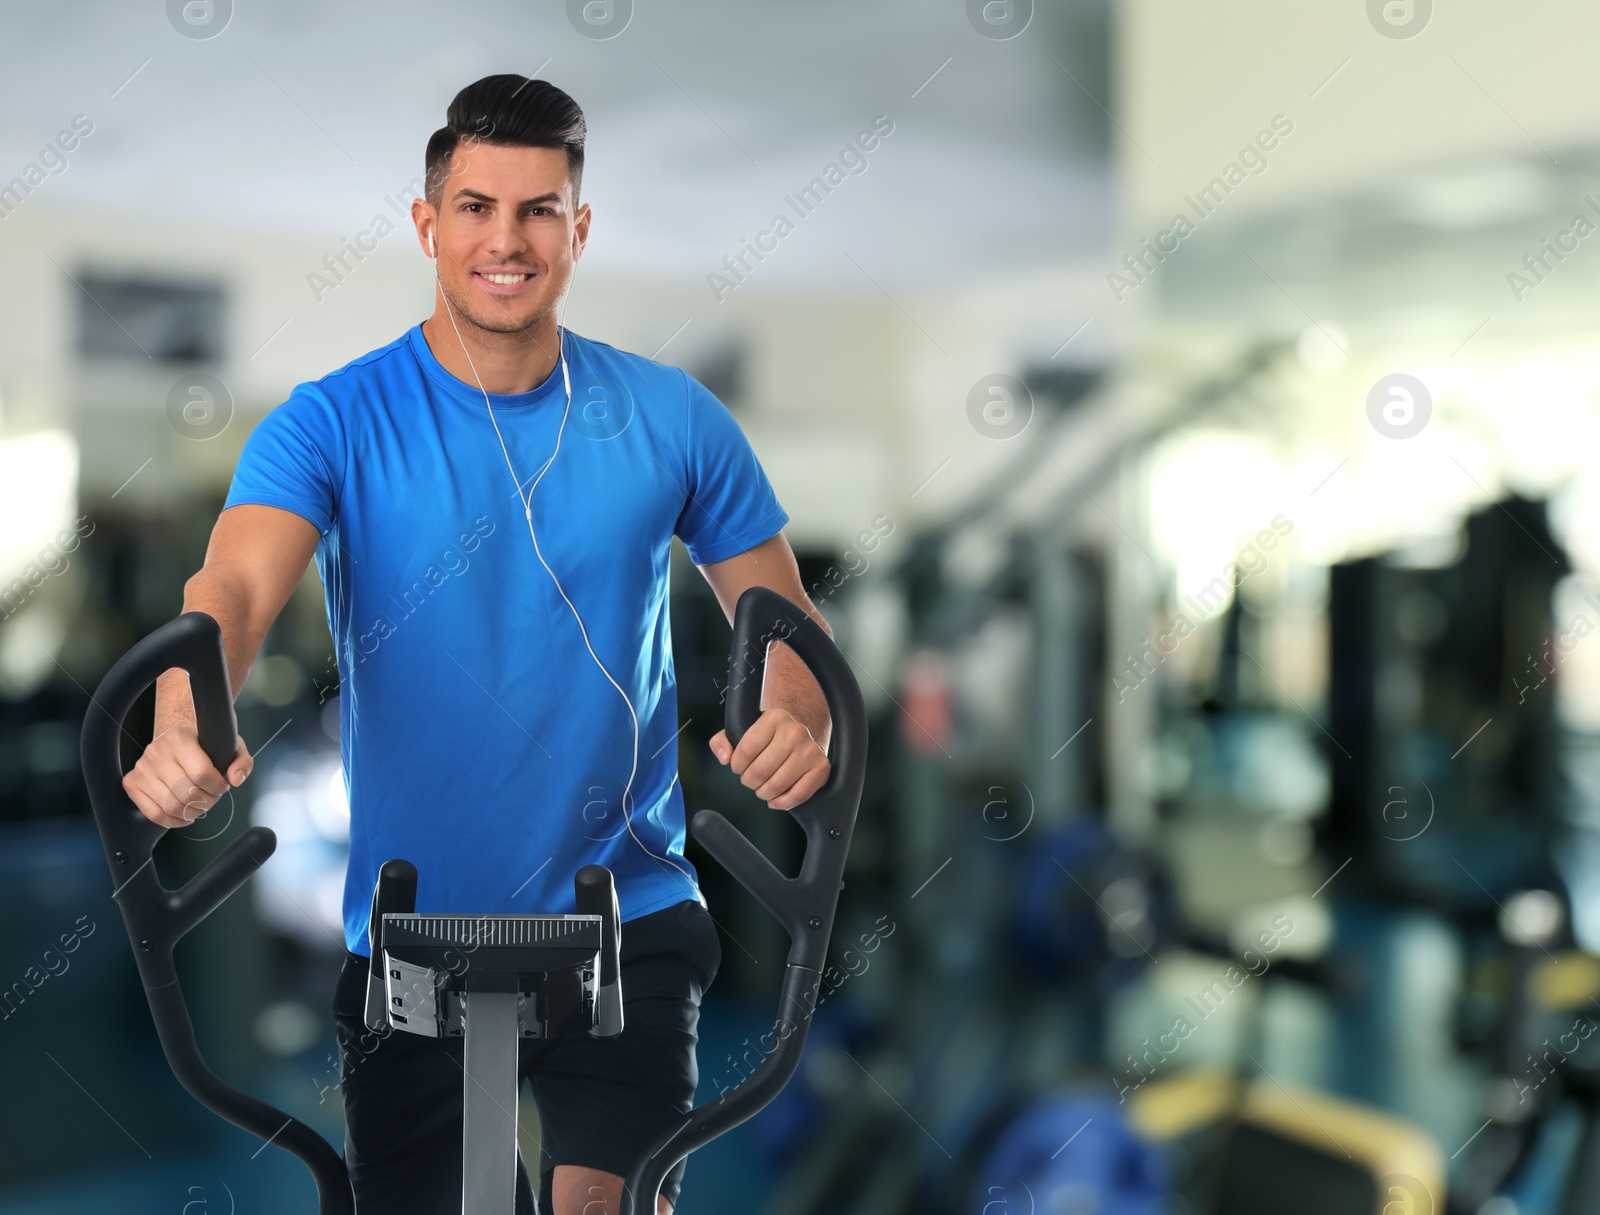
431, 239, 697, 901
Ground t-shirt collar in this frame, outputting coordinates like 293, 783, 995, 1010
407, 322, 570, 409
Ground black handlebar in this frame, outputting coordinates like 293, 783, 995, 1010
364, 858, 418, 1032
79, 611, 355, 1215
574, 862, 625, 1036
82, 588, 867, 1215
621, 586, 867, 1213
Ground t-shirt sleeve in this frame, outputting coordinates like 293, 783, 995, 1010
222, 385, 344, 536
673, 368, 790, 565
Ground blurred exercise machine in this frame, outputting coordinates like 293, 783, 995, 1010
755, 341, 1452, 1215
771, 349, 1577, 1213
1326, 495, 1600, 1214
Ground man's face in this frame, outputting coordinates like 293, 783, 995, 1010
426, 139, 588, 335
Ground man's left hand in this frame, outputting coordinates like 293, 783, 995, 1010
709, 709, 830, 810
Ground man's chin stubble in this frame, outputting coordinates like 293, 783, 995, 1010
446, 291, 551, 337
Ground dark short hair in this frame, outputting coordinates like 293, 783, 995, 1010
425, 75, 586, 209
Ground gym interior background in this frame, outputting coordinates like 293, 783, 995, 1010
2, 1, 1598, 1211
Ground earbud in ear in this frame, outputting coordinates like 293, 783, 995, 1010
428, 232, 436, 258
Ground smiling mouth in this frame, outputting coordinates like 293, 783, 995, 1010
474, 271, 536, 287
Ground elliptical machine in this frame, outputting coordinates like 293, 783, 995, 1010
79, 586, 866, 1215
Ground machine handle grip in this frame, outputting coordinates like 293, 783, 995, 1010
576, 865, 623, 1037
709, 587, 866, 970
81, 611, 249, 957
80, 612, 353, 1215
190, 636, 240, 784
623, 586, 868, 1213
366, 859, 418, 1033
166, 826, 277, 940
689, 809, 788, 923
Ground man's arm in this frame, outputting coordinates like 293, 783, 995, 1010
126, 504, 322, 827
695, 531, 833, 811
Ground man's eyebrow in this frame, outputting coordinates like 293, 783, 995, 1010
449, 188, 564, 207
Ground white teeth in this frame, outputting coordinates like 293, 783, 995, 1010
481, 273, 531, 284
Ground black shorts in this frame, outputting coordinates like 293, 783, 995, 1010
330, 897, 722, 1213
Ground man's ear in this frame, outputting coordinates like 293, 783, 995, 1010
411, 197, 439, 260
571, 200, 591, 261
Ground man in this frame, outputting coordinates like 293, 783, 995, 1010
124, 74, 833, 1214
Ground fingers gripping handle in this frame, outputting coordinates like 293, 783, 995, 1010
122, 608, 239, 775
721, 588, 853, 790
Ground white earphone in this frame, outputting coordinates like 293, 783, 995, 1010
428, 225, 698, 902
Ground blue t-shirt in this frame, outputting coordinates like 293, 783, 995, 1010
223, 323, 790, 955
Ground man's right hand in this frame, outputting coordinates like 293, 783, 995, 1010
124, 723, 253, 829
